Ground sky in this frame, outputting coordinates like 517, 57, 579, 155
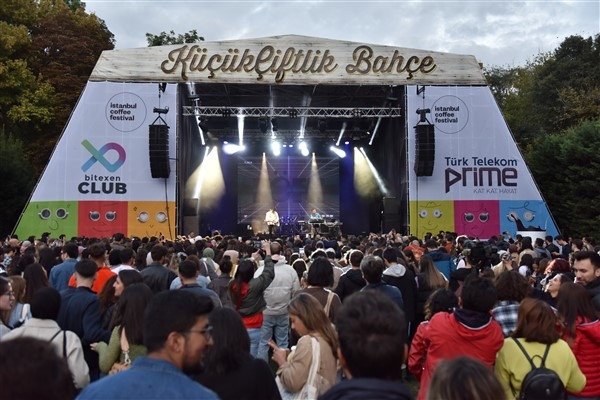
84, 0, 600, 68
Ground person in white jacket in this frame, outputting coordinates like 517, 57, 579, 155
2, 287, 89, 389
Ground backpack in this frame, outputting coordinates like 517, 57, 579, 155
511, 338, 566, 400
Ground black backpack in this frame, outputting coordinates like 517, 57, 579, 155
511, 338, 566, 400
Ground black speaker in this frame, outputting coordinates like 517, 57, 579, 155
383, 197, 398, 215
149, 124, 170, 179
414, 124, 435, 176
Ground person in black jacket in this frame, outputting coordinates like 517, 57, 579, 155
57, 259, 111, 382
319, 291, 412, 400
195, 307, 281, 400
382, 247, 417, 338
140, 245, 177, 294
334, 250, 365, 303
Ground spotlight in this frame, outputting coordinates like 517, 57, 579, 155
336, 121, 347, 146
299, 141, 309, 157
221, 108, 232, 117
271, 141, 281, 156
153, 107, 169, 114
330, 146, 346, 158
223, 143, 245, 155
288, 108, 298, 118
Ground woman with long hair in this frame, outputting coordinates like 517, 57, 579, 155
270, 293, 338, 398
98, 275, 118, 330
91, 283, 153, 374
22, 263, 49, 304
557, 282, 600, 399
195, 307, 281, 400
415, 255, 448, 323
0, 277, 15, 337
6, 276, 29, 328
229, 242, 274, 357
495, 298, 585, 399
541, 271, 574, 308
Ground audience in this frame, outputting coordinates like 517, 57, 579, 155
4, 231, 600, 399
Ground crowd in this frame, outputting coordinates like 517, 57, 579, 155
0, 229, 600, 399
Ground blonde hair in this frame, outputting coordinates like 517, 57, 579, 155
288, 293, 338, 358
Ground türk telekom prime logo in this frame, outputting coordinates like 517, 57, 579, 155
79, 140, 128, 195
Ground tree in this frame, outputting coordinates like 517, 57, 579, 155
531, 35, 600, 134
0, 131, 36, 237
146, 29, 204, 46
0, 3, 55, 139
525, 119, 600, 238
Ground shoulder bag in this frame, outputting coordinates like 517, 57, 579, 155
108, 328, 131, 375
277, 336, 322, 400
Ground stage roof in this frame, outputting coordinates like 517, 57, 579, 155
90, 35, 487, 144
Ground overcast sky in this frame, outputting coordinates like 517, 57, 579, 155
85, 0, 599, 68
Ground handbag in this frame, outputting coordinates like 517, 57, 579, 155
276, 336, 321, 400
108, 328, 131, 375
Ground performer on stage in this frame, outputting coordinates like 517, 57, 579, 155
309, 208, 321, 221
265, 207, 280, 238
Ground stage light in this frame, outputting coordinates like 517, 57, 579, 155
237, 115, 245, 146
344, 141, 350, 145
223, 143, 245, 155
271, 140, 281, 156
299, 141, 309, 157
368, 118, 382, 146
330, 146, 346, 158
336, 121, 347, 146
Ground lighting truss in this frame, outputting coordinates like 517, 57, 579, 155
182, 106, 402, 118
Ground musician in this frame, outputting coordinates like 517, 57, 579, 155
265, 207, 280, 238
309, 208, 321, 221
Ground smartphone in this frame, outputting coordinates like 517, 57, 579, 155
253, 241, 262, 248
299, 248, 305, 255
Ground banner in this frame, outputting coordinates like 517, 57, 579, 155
407, 85, 558, 239
15, 82, 177, 239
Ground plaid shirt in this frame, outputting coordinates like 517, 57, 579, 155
492, 300, 519, 338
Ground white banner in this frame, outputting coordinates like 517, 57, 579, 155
16, 82, 177, 239
406, 85, 558, 239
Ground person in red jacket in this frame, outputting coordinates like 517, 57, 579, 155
68, 243, 115, 294
557, 282, 600, 398
416, 274, 504, 400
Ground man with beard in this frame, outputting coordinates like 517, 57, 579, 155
78, 290, 218, 399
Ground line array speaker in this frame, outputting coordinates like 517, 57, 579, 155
149, 124, 170, 179
414, 124, 435, 177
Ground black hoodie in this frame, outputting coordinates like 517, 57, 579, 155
334, 269, 366, 302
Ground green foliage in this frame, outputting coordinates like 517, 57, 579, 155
0, 131, 36, 237
525, 120, 600, 238
146, 29, 204, 46
0, 0, 114, 174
